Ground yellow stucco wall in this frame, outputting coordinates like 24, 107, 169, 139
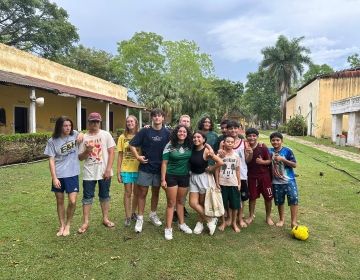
317, 77, 359, 137
286, 96, 296, 120
0, 43, 127, 100
287, 76, 360, 138
0, 84, 126, 134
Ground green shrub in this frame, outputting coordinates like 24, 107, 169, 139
277, 124, 287, 133
286, 115, 307, 136
0, 132, 52, 165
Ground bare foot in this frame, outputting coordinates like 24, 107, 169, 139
291, 222, 298, 229
266, 217, 274, 226
245, 217, 254, 225
63, 225, 71, 236
225, 219, 232, 226
239, 220, 248, 228
232, 224, 241, 233
102, 220, 115, 228
56, 226, 65, 237
218, 223, 226, 231
276, 220, 284, 227
78, 223, 89, 234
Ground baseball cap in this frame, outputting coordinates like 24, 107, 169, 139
88, 112, 102, 121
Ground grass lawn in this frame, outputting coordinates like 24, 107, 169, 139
1, 137, 359, 280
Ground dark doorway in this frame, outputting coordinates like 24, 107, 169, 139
109, 111, 114, 132
14, 107, 28, 133
81, 108, 87, 130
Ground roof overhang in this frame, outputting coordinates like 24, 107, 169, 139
0, 70, 145, 109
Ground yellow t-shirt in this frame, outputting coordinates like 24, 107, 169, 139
117, 134, 140, 172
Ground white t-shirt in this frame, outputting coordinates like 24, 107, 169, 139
219, 152, 240, 186
79, 130, 116, 180
233, 139, 248, 180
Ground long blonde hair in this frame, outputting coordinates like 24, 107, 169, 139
124, 115, 139, 137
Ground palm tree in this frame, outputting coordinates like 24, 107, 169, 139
261, 35, 311, 124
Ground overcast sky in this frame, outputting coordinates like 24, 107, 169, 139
53, 0, 360, 83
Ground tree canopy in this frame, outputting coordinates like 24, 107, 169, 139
261, 35, 311, 124
347, 53, 360, 68
302, 63, 334, 84
0, 0, 79, 58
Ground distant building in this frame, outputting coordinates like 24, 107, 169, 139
0, 43, 145, 134
286, 68, 360, 146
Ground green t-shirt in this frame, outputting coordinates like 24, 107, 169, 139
162, 142, 192, 175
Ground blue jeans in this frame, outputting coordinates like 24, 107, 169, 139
82, 179, 111, 205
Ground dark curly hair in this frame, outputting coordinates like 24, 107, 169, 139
197, 116, 214, 131
170, 125, 192, 148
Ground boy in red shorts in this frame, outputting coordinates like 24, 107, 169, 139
245, 128, 274, 226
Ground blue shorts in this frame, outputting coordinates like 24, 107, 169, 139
273, 180, 299, 206
120, 172, 138, 184
82, 179, 111, 205
51, 175, 79, 193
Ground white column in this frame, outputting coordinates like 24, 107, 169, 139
331, 114, 343, 142
29, 88, 36, 133
126, 107, 129, 117
76, 97, 82, 131
105, 102, 110, 131
139, 110, 143, 128
347, 112, 360, 146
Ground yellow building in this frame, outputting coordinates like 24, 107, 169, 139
0, 43, 145, 134
286, 68, 360, 145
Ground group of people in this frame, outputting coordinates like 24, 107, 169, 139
45, 108, 299, 241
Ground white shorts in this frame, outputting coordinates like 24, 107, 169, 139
189, 172, 210, 194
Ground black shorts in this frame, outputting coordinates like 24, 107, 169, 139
165, 173, 190, 187
240, 180, 249, 202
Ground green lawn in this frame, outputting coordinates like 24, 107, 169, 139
0, 138, 359, 280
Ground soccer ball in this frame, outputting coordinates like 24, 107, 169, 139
291, 225, 309, 241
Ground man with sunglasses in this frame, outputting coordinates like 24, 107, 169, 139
78, 112, 116, 234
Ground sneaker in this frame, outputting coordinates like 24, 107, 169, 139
179, 223, 192, 234
135, 218, 143, 233
193, 222, 204, 235
131, 213, 138, 221
149, 213, 162, 226
207, 217, 217, 236
172, 211, 178, 223
124, 217, 131, 227
164, 228, 173, 240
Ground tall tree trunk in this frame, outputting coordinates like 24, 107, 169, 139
280, 90, 287, 124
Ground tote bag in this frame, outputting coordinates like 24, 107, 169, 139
204, 174, 225, 217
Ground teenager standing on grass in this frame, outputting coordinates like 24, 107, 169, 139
44, 116, 82, 237
117, 115, 140, 226
189, 131, 223, 235
269, 132, 299, 228
78, 112, 116, 234
216, 135, 242, 233
198, 116, 218, 150
245, 128, 274, 226
129, 108, 170, 233
161, 125, 193, 240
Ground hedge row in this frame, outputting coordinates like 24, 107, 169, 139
0, 132, 52, 166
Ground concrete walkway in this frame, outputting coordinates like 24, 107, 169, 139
285, 135, 360, 164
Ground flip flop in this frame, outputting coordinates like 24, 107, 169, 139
77, 224, 89, 234
103, 221, 115, 228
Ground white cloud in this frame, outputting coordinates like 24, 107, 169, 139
208, 0, 360, 67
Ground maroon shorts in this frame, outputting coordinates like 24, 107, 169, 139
248, 174, 273, 201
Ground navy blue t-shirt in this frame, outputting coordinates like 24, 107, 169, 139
130, 127, 170, 174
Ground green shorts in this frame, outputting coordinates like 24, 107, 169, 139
220, 185, 241, 210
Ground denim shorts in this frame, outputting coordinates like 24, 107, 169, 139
120, 172, 139, 184
82, 179, 111, 205
51, 175, 79, 194
273, 180, 299, 206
